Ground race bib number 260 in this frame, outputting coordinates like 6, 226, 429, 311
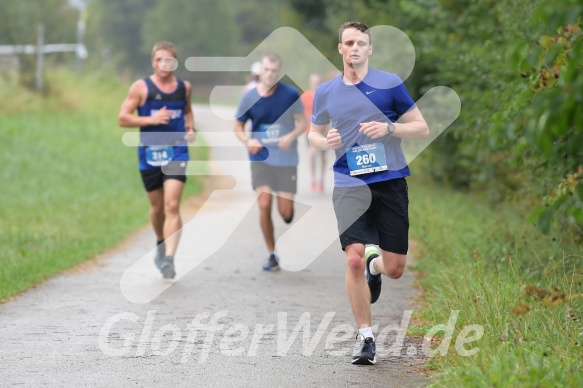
346, 143, 388, 176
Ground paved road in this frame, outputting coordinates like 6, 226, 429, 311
0, 105, 428, 387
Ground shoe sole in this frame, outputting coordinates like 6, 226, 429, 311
263, 265, 280, 271
160, 263, 176, 279
351, 355, 378, 365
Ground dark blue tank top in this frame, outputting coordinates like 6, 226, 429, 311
137, 77, 189, 170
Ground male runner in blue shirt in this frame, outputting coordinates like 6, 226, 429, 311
235, 52, 306, 271
309, 22, 429, 365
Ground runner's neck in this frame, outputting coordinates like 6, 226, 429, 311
343, 65, 368, 85
257, 82, 278, 97
151, 74, 177, 93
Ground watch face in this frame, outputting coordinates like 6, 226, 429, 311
389, 123, 395, 134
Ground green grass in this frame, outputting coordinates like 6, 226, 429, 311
407, 162, 583, 387
0, 69, 206, 301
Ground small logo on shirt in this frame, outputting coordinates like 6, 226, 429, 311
365, 90, 376, 95
155, 94, 162, 100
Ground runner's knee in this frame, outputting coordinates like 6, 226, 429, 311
151, 203, 164, 217
258, 199, 272, 214
382, 253, 406, 279
257, 191, 273, 213
164, 199, 180, 215
345, 247, 365, 275
386, 267, 404, 279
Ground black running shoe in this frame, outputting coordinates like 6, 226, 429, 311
365, 246, 382, 304
262, 253, 280, 271
160, 256, 176, 279
352, 334, 377, 365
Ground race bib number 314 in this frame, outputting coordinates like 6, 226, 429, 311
146, 145, 174, 166
347, 143, 388, 176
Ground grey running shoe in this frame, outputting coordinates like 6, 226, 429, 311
160, 256, 175, 279
262, 253, 280, 271
154, 240, 165, 270
365, 246, 382, 304
352, 334, 377, 365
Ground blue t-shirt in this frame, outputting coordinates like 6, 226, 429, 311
235, 83, 304, 167
137, 78, 189, 171
312, 68, 415, 187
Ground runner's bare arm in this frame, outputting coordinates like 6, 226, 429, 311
118, 81, 170, 127
234, 119, 263, 155
309, 123, 341, 151
278, 112, 307, 150
359, 107, 429, 140
184, 81, 196, 143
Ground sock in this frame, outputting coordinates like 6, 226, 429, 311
359, 327, 374, 340
156, 240, 165, 257
369, 257, 380, 276
269, 251, 276, 258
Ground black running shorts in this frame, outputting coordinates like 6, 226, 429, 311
140, 161, 187, 192
332, 178, 409, 254
251, 162, 297, 194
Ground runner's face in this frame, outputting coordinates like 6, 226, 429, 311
338, 28, 372, 68
152, 49, 177, 76
259, 58, 280, 88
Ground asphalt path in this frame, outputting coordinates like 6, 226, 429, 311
0, 104, 428, 387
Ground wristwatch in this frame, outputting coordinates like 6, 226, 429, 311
387, 122, 395, 135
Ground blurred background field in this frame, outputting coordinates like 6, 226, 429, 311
0, 70, 205, 300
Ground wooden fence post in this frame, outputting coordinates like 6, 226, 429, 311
36, 24, 44, 92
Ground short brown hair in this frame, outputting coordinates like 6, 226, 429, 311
338, 21, 372, 44
151, 41, 177, 59
262, 52, 282, 67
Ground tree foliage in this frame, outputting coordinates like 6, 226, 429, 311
0, 0, 78, 45
0, 0, 79, 88
141, 0, 239, 58
514, 1, 583, 236
407, 0, 583, 238
90, 0, 157, 73
2, 0, 581, 239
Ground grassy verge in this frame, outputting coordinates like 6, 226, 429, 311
0, 69, 206, 301
406, 162, 583, 387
